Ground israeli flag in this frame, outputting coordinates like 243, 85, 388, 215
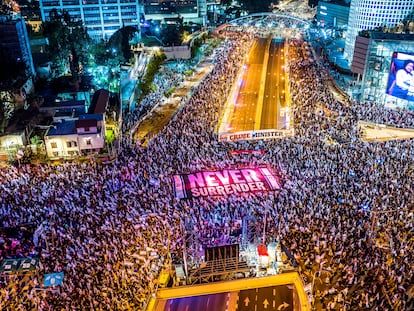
44, 272, 64, 287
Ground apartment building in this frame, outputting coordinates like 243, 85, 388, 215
39, 0, 142, 40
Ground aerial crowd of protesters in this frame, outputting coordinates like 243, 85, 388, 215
0, 26, 413, 311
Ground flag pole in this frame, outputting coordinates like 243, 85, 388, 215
262, 210, 267, 245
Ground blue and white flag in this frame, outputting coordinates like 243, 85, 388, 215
44, 272, 64, 287
33, 222, 45, 247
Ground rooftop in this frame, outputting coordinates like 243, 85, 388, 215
40, 99, 86, 109
79, 113, 103, 121
89, 89, 109, 114
47, 119, 76, 136
370, 32, 414, 41
75, 118, 97, 129
320, 0, 350, 7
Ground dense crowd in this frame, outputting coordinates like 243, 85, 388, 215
0, 29, 413, 311
124, 65, 185, 133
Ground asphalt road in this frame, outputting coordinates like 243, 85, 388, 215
164, 293, 228, 311
230, 37, 267, 132
260, 39, 286, 130
160, 285, 293, 311
237, 285, 293, 311
225, 36, 287, 133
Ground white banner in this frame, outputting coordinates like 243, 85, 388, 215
218, 129, 293, 142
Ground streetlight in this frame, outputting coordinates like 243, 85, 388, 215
16, 149, 24, 172
310, 261, 332, 310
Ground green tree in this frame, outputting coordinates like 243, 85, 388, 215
108, 26, 138, 63
91, 40, 109, 66
136, 51, 166, 102
42, 9, 70, 75
160, 18, 183, 46
70, 20, 92, 74
220, 0, 233, 6
0, 91, 15, 134
30, 135, 42, 146
42, 9, 91, 77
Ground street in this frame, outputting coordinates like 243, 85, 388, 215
237, 285, 293, 311
219, 35, 289, 134
261, 38, 286, 130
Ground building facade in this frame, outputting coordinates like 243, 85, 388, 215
39, 0, 142, 40
143, 0, 207, 25
316, 1, 350, 28
0, 16, 36, 78
356, 32, 414, 110
344, 0, 414, 64
44, 113, 105, 158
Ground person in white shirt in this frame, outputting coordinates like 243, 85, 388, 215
390, 59, 414, 99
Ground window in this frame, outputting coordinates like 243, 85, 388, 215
52, 152, 59, 157
85, 138, 92, 146
66, 141, 78, 148
84, 127, 90, 132
51, 142, 57, 149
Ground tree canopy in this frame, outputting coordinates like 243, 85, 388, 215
42, 9, 91, 77
160, 18, 184, 46
108, 26, 138, 63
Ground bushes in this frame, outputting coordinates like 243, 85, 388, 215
163, 87, 176, 98
136, 51, 166, 102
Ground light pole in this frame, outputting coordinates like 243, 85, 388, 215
310, 269, 319, 310
16, 149, 24, 172
310, 261, 330, 310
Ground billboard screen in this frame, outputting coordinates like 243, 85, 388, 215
386, 52, 414, 102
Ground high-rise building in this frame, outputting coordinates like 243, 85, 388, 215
0, 16, 35, 78
353, 32, 414, 109
39, 0, 142, 40
316, 1, 350, 28
142, 0, 207, 25
344, 0, 414, 63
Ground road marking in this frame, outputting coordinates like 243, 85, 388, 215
277, 302, 289, 310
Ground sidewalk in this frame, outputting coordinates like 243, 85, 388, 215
132, 62, 214, 145
359, 121, 414, 142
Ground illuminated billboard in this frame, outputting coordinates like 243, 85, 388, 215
386, 52, 414, 102
173, 167, 282, 199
